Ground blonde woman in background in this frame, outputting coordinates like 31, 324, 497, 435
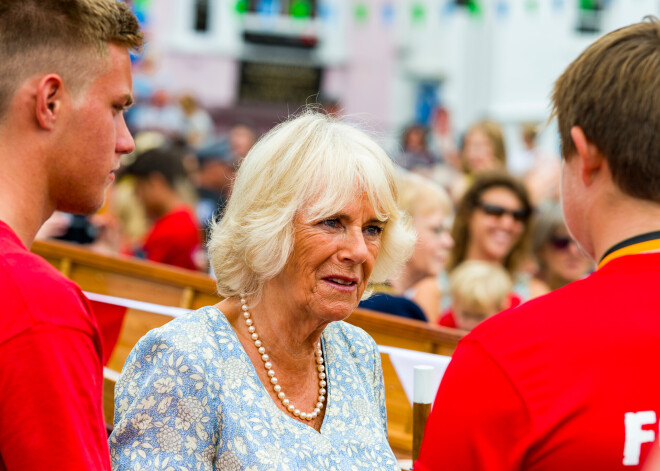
360, 172, 454, 323
451, 120, 508, 202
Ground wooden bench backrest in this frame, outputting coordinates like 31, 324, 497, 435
32, 239, 220, 309
32, 239, 465, 456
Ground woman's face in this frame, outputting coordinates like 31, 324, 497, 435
408, 209, 454, 278
463, 129, 499, 173
542, 227, 592, 283
404, 128, 426, 153
467, 187, 527, 264
272, 193, 384, 323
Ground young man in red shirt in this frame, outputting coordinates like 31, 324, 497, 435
0, 1, 142, 469
123, 146, 203, 271
416, 18, 660, 471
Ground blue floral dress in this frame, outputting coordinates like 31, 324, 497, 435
109, 306, 399, 470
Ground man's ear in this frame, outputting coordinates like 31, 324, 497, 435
35, 74, 65, 131
570, 126, 605, 187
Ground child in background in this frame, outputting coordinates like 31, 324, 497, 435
448, 260, 513, 331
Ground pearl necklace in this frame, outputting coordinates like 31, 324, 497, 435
240, 297, 326, 421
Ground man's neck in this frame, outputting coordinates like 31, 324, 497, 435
0, 164, 52, 248
0, 115, 55, 247
588, 192, 660, 263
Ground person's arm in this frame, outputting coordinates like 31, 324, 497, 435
0, 326, 110, 470
414, 341, 532, 471
411, 276, 442, 324
109, 328, 217, 469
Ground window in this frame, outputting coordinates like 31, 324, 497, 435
194, 0, 210, 33
245, 0, 317, 18
576, 0, 603, 34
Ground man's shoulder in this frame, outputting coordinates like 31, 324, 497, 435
460, 273, 605, 364
0, 231, 92, 342
469, 278, 588, 339
471, 257, 660, 348
461, 262, 660, 381
0, 242, 81, 302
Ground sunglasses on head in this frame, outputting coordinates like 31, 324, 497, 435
549, 236, 574, 250
476, 203, 529, 222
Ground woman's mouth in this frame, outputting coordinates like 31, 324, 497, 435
323, 277, 358, 292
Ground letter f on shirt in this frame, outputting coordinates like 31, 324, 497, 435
623, 411, 656, 466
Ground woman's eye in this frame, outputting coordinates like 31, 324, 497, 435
365, 225, 384, 237
322, 218, 340, 229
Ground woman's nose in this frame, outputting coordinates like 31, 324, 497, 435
338, 228, 369, 264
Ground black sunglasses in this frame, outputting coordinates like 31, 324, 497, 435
476, 203, 529, 222
549, 236, 574, 250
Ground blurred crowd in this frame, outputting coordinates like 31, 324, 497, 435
38, 89, 593, 332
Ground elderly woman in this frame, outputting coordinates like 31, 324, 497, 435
109, 111, 415, 469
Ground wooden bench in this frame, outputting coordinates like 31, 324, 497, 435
32, 239, 465, 456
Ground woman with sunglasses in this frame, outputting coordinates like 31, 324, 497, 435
531, 201, 593, 291
438, 172, 549, 327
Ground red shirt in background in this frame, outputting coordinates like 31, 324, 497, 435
142, 207, 201, 271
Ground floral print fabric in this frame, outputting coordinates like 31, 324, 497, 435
109, 306, 399, 470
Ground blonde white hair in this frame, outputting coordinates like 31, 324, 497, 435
450, 260, 512, 315
397, 171, 453, 219
208, 111, 416, 299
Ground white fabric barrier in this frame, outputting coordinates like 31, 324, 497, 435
84, 291, 190, 317
378, 345, 451, 406
86, 292, 451, 406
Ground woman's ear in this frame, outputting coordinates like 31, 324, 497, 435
35, 74, 65, 131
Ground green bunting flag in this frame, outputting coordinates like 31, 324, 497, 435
411, 3, 426, 24
467, 0, 482, 18
525, 0, 539, 12
354, 2, 369, 23
235, 0, 248, 15
291, 0, 312, 18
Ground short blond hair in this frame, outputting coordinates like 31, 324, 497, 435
398, 171, 453, 219
450, 261, 512, 315
208, 110, 416, 299
0, 0, 143, 119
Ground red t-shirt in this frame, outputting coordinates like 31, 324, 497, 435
416, 253, 660, 470
143, 207, 201, 271
0, 221, 110, 470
